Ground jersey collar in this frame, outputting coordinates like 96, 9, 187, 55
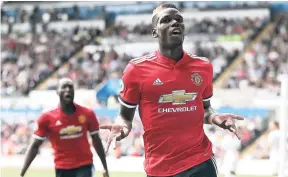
155, 50, 189, 66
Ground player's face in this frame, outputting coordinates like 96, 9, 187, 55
57, 80, 74, 103
153, 8, 185, 47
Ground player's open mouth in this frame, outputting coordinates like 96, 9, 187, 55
171, 29, 182, 36
65, 95, 72, 99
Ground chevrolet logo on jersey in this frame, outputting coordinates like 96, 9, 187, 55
60, 126, 82, 135
158, 90, 198, 105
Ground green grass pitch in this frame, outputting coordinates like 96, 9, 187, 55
1, 168, 276, 177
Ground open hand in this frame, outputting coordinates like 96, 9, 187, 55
211, 113, 244, 140
100, 124, 130, 153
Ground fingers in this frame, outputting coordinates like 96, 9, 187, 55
106, 136, 119, 153
234, 131, 241, 140
224, 119, 233, 127
230, 126, 241, 140
228, 124, 241, 140
101, 124, 130, 153
116, 129, 125, 141
112, 137, 117, 150
105, 132, 114, 153
227, 113, 244, 120
105, 128, 126, 153
223, 114, 243, 140
226, 119, 234, 131
99, 125, 113, 130
224, 120, 236, 132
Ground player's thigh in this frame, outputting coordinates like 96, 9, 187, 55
76, 164, 95, 177
189, 156, 218, 177
55, 168, 76, 177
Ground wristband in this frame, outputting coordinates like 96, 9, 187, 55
209, 113, 219, 124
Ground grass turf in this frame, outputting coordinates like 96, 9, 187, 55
1, 168, 275, 177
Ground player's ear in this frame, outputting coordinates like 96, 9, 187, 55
152, 28, 158, 38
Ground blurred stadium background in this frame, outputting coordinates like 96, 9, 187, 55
1, 1, 288, 177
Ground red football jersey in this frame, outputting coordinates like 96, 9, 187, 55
119, 51, 213, 176
33, 103, 99, 169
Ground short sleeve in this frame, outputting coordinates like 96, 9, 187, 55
118, 63, 141, 108
88, 110, 100, 135
33, 114, 49, 140
202, 63, 213, 101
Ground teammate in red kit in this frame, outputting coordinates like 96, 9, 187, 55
19, 78, 109, 177
100, 4, 244, 177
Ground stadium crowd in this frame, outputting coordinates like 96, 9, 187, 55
1, 0, 269, 94
113, 16, 266, 39
1, 2, 283, 167
225, 15, 288, 93
1, 26, 102, 96
1, 5, 105, 24
41, 16, 269, 90
1, 114, 268, 159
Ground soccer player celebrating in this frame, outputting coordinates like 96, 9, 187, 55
19, 78, 109, 177
100, 4, 244, 177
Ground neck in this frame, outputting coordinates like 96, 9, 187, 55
158, 44, 183, 61
60, 101, 75, 114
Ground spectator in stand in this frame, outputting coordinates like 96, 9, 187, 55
1, 27, 101, 96
1, 121, 35, 155
226, 15, 288, 93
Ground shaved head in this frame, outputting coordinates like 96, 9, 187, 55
58, 78, 73, 88
152, 3, 179, 27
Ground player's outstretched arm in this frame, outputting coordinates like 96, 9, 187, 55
203, 100, 244, 140
20, 138, 44, 177
202, 62, 244, 140
100, 104, 136, 153
90, 133, 109, 177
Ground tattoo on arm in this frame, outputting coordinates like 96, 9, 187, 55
203, 100, 216, 124
117, 104, 136, 129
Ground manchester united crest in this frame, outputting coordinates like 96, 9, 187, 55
78, 115, 86, 124
191, 73, 203, 86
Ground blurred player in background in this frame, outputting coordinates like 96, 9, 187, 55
221, 133, 241, 177
100, 4, 244, 177
19, 78, 109, 177
267, 120, 280, 176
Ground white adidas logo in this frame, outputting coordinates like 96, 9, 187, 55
153, 78, 163, 85
55, 120, 62, 126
